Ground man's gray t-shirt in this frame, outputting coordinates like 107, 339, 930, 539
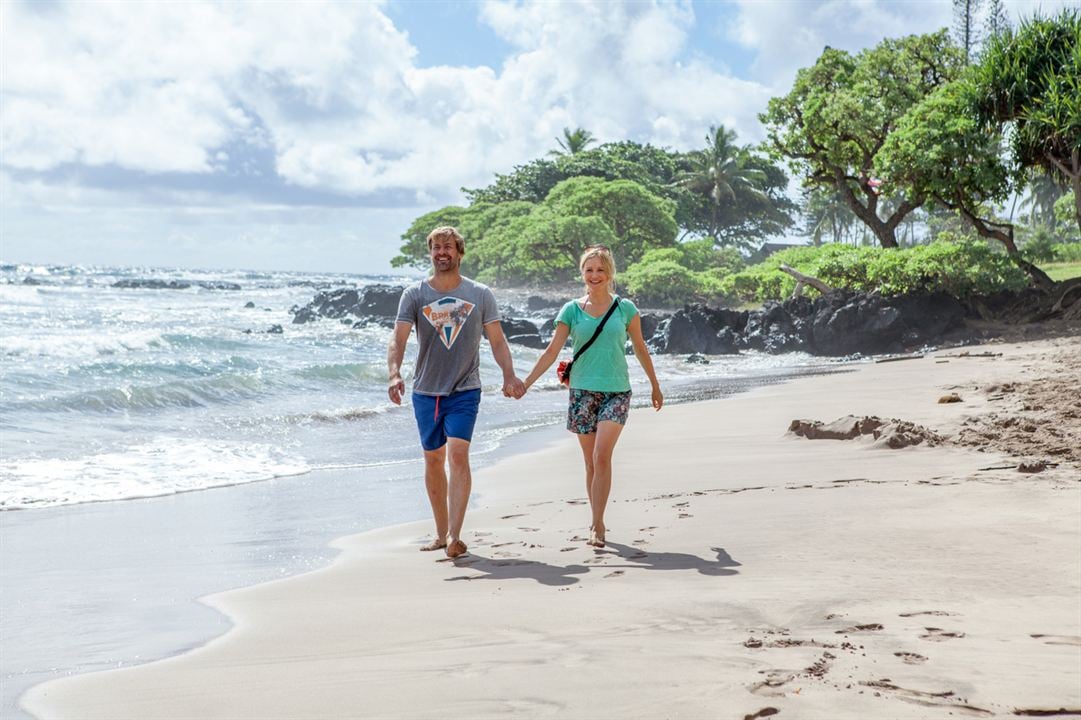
395, 276, 500, 396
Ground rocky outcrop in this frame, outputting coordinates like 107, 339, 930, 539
499, 317, 546, 349
647, 291, 970, 356
291, 285, 402, 324
112, 279, 242, 290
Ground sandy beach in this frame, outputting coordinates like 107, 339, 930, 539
23, 335, 1081, 719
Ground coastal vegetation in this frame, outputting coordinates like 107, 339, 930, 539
394, 8, 1080, 308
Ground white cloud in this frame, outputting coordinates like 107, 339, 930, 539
1, 0, 777, 206
728, 0, 953, 91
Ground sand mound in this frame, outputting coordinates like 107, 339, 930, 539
788, 415, 942, 449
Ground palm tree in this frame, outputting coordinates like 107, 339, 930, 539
802, 187, 856, 246
549, 127, 596, 157
675, 125, 770, 241
1019, 172, 1068, 231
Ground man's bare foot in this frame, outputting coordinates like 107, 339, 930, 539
588, 526, 606, 547
446, 539, 468, 558
420, 538, 448, 552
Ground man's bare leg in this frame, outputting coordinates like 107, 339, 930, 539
445, 437, 472, 557
421, 446, 449, 551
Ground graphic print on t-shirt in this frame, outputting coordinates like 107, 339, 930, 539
422, 297, 475, 349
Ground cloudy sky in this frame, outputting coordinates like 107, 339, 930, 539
0, 0, 1064, 274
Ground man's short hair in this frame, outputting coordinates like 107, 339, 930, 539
426, 226, 465, 255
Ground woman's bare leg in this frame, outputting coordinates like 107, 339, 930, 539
580, 421, 624, 546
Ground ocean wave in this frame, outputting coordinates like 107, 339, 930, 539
0, 438, 310, 510
12, 372, 270, 413
293, 362, 387, 383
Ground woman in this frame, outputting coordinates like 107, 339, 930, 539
523, 245, 663, 547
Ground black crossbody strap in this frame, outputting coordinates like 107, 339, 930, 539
572, 296, 621, 362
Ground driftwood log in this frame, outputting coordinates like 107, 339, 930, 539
779, 263, 834, 298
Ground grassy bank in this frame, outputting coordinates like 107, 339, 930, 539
1045, 261, 1081, 282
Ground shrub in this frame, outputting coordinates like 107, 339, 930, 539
621, 259, 706, 306
719, 239, 1029, 303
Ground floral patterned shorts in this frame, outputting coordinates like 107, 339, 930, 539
567, 389, 632, 434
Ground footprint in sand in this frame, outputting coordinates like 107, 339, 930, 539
835, 623, 884, 634
678, 513, 693, 519
491, 541, 516, 548
920, 627, 965, 641
894, 651, 928, 664
673, 501, 689, 508
604, 570, 624, 578
743, 708, 779, 720
900, 610, 958, 617
517, 527, 540, 532
858, 679, 989, 714
501, 513, 525, 519
1030, 634, 1081, 646
566, 499, 588, 505
494, 551, 521, 558
560, 546, 577, 552
639, 526, 657, 532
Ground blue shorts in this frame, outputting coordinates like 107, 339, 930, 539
412, 389, 481, 451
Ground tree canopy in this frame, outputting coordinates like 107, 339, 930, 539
761, 30, 964, 248
970, 8, 1081, 235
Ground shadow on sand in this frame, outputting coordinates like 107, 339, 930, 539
443, 543, 740, 586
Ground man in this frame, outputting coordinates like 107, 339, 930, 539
387, 226, 525, 558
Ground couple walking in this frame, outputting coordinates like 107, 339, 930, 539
387, 226, 663, 558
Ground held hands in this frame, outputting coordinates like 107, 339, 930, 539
503, 376, 527, 399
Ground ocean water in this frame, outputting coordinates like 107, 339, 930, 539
0, 262, 852, 718
0, 263, 842, 510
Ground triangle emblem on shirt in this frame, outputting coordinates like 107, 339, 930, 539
421, 296, 475, 350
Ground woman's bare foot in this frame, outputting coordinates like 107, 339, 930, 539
446, 539, 468, 558
588, 525, 606, 547
420, 538, 447, 552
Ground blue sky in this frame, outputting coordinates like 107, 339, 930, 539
0, 0, 1065, 274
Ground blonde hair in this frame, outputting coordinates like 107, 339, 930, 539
426, 226, 465, 255
579, 244, 616, 292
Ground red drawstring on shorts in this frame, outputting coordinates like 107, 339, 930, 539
434, 395, 440, 421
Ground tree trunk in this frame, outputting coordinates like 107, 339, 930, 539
780, 264, 834, 296
834, 174, 906, 248
1073, 173, 1081, 237
950, 193, 1055, 289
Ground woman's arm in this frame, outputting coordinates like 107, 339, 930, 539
627, 314, 663, 410
523, 322, 571, 391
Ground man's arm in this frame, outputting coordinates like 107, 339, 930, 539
483, 320, 525, 398
387, 320, 412, 405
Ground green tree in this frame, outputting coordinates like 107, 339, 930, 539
675, 125, 793, 248
391, 206, 470, 269
954, 0, 983, 62
1019, 172, 1069, 232
801, 187, 858, 246
543, 176, 678, 265
878, 80, 1053, 286
462, 159, 565, 205
472, 208, 618, 284
549, 126, 597, 157
971, 9, 1081, 235
983, 0, 1009, 40
761, 31, 964, 249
